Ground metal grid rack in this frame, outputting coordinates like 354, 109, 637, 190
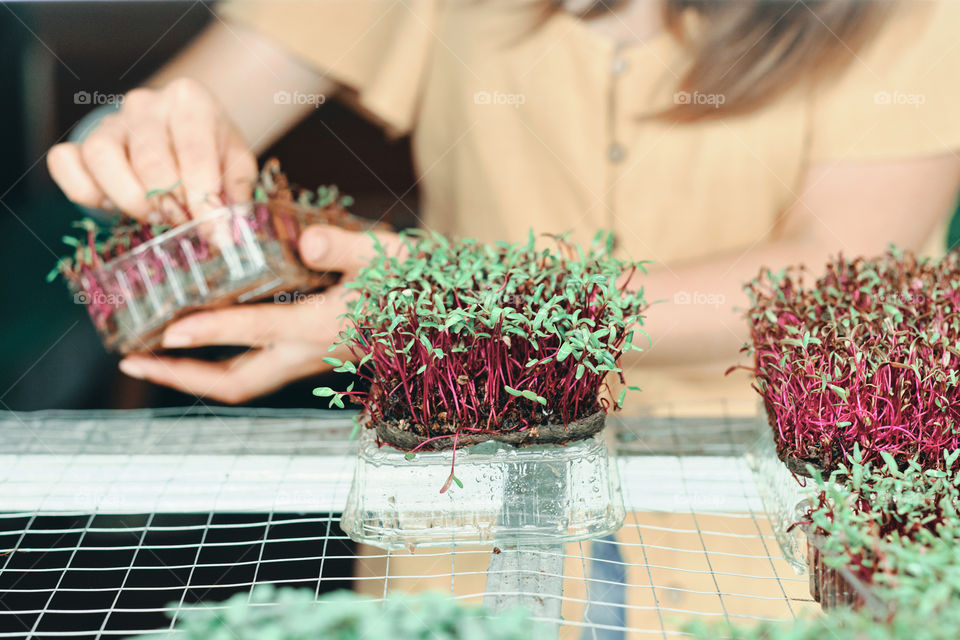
0, 406, 815, 638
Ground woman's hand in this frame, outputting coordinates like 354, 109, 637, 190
115, 226, 400, 404
47, 78, 258, 223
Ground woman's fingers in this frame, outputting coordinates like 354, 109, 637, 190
159, 293, 347, 349
80, 115, 154, 220
167, 78, 227, 217
299, 225, 403, 274
124, 90, 189, 224
221, 126, 258, 205
46, 143, 108, 209
118, 342, 329, 404
50, 78, 257, 224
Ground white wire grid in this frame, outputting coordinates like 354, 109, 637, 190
0, 406, 815, 638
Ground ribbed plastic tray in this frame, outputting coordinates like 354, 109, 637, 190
70, 202, 334, 354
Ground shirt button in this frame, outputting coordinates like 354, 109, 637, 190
611, 56, 628, 76
607, 142, 626, 163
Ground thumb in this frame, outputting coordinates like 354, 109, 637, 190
298, 225, 402, 273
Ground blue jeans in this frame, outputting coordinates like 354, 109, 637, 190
580, 533, 626, 640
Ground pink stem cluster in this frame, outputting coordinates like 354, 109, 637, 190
744, 250, 960, 470
62, 202, 283, 331
337, 284, 637, 435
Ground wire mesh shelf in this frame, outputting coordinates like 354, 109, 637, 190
0, 406, 815, 638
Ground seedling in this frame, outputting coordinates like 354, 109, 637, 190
316, 230, 648, 488
135, 586, 551, 640
797, 447, 960, 615
686, 605, 960, 640
739, 248, 960, 474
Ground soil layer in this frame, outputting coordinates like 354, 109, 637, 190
373, 410, 607, 451
777, 446, 826, 478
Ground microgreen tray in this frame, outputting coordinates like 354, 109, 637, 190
796, 502, 891, 618
68, 201, 345, 354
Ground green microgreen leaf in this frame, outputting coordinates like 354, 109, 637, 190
317, 229, 648, 491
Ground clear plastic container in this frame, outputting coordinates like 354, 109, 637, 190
798, 511, 891, 618
69, 202, 339, 354
341, 429, 625, 550
746, 417, 812, 572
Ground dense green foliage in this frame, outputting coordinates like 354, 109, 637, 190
317, 230, 648, 446
686, 607, 960, 640
136, 587, 549, 640
802, 448, 960, 613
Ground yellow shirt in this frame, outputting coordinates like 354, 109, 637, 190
220, 0, 960, 413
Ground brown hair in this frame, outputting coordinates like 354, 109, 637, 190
576, 0, 892, 122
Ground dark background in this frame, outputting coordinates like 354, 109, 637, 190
0, 1, 419, 412
0, 6, 389, 638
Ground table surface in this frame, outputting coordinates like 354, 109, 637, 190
0, 406, 815, 639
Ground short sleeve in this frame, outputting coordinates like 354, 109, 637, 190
809, 0, 960, 162
217, 0, 439, 135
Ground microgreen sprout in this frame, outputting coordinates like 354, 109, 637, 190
740, 248, 960, 473
135, 586, 551, 640
315, 230, 648, 469
686, 605, 960, 640
799, 447, 960, 615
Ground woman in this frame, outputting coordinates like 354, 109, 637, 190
45, 0, 960, 630
47, 0, 960, 411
